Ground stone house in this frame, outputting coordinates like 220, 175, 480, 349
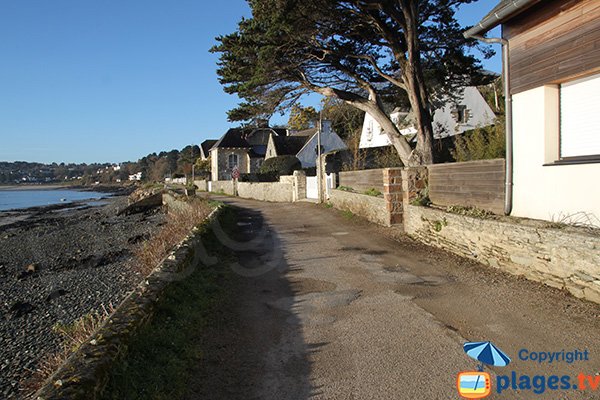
466, 0, 600, 224
210, 127, 286, 181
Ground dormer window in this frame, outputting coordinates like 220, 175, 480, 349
453, 105, 469, 124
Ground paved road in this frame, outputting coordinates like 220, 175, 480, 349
186, 196, 600, 400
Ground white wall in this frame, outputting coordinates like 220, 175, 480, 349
511, 86, 600, 224
431, 86, 496, 138
359, 112, 416, 148
296, 129, 347, 167
359, 86, 496, 148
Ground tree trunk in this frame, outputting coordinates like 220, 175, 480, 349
310, 85, 415, 166
399, 0, 435, 165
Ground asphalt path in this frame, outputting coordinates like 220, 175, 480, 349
186, 195, 600, 400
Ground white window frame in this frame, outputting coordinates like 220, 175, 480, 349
559, 73, 600, 161
228, 153, 239, 169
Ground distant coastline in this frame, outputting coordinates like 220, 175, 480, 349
0, 183, 71, 191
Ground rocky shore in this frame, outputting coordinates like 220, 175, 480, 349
0, 190, 166, 399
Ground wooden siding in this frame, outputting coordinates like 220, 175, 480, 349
337, 168, 385, 193
504, 0, 600, 94
428, 159, 505, 215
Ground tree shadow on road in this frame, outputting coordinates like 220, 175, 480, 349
184, 204, 325, 400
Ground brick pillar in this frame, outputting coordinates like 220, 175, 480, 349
383, 168, 404, 226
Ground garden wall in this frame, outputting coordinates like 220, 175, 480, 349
236, 178, 294, 202
329, 189, 388, 226
404, 204, 600, 304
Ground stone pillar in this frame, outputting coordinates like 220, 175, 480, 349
293, 170, 307, 202
401, 167, 428, 206
383, 168, 404, 226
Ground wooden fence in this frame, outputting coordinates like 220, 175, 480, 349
337, 168, 385, 193
428, 159, 505, 214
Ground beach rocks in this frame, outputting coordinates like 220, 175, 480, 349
17, 264, 38, 280
9, 301, 35, 318
45, 289, 68, 302
0, 194, 166, 398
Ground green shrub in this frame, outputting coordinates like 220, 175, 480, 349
363, 188, 382, 197
259, 155, 301, 177
337, 186, 353, 192
452, 118, 505, 162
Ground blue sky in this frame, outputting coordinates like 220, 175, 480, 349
0, 0, 501, 164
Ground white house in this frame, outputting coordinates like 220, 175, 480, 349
265, 120, 347, 168
129, 172, 143, 181
466, 0, 600, 225
359, 86, 496, 149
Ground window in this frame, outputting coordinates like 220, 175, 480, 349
453, 105, 469, 124
560, 73, 600, 159
228, 153, 238, 169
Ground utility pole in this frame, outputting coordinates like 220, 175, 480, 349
191, 144, 195, 184
317, 113, 323, 203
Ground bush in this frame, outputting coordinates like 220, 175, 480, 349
259, 155, 301, 177
239, 172, 278, 182
452, 118, 505, 162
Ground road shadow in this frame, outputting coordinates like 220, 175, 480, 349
184, 203, 322, 400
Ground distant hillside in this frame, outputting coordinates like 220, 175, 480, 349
0, 144, 202, 185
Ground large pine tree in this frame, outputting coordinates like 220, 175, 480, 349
212, 0, 490, 165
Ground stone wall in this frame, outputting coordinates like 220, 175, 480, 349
329, 189, 388, 226
34, 204, 222, 399
404, 204, 600, 304
210, 180, 235, 195
193, 179, 208, 192
236, 180, 294, 202
209, 175, 301, 203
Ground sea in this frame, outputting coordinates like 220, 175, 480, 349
0, 188, 107, 211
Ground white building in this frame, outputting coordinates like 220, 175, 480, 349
359, 86, 496, 149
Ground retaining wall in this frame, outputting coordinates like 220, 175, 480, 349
34, 205, 221, 399
329, 189, 388, 226
404, 204, 600, 304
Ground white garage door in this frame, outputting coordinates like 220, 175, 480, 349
560, 73, 600, 158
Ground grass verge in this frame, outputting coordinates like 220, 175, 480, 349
99, 207, 238, 400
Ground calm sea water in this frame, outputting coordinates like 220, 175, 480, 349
0, 189, 107, 211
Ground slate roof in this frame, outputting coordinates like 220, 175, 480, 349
289, 128, 318, 137
213, 127, 285, 150
272, 136, 310, 156
200, 139, 217, 156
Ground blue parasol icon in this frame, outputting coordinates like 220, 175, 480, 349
463, 341, 511, 371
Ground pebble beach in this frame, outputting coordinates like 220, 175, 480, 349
0, 189, 166, 398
